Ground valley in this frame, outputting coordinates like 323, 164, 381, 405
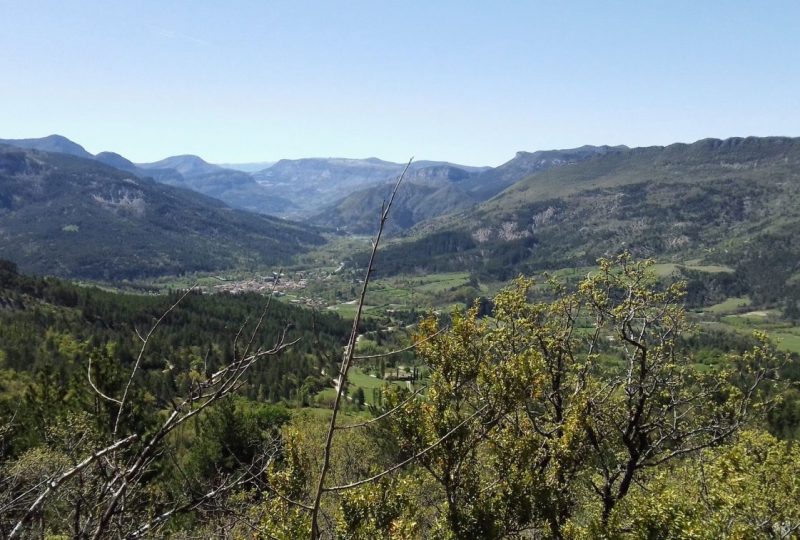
5, 133, 800, 354
3, 133, 800, 538
5, 4, 800, 536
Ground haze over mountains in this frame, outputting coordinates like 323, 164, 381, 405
0, 143, 324, 279
3, 133, 800, 301
0, 135, 498, 222
0, 134, 625, 231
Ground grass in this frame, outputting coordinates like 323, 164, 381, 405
652, 263, 681, 277
349, 368, 393, 390
324, 272, 475, 315
314, 368, 413, 407
652, 262, 734, 278
772, 332, 800, 354
684, 264, 734, 273
348, 368, 410, 405
711, 308, 800, 354
327, 302, 374, 318
412, 272, 472, 292
706, 296, 751, 314
721, 311, 781, 327
316, 387, 337, 402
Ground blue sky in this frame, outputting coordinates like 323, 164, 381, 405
1, 1, 798, 166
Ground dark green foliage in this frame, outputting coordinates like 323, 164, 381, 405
681, 269, 746, 308
727, 230, 800, 306
312, 178, 477, 235
0, 264, 351, 459
347, 230, 479, 277
768, 387, 800, 440
351, 386, 366, 406
186, 397, 290, 479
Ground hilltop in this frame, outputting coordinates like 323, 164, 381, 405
0, 145, 324, 280
352, 137, 800, 308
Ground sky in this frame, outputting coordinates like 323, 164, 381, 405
1, 1, 799, 166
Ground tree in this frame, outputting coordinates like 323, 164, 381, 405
351, 387, 366, 406
607, 429, 800, 538
3, 284, 298, 539
382, 254, 779, 538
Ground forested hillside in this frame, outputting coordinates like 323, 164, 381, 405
0, 259, 352, 408
0, 146, 324, 280
312, 179, 477, 234
2, 255, 799, 538
360, 138, 800, 301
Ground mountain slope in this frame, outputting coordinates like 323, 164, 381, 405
139, 154, 223, 177
461, 145, 627, 199
311, 165, 478, 233
483, 137, 797, 212
0, 145, 324, 280
0, 134, 94, 159
95, 151, 140, 173
310, 148, 622, 233
0, 137, 295, 216
252, 157, 483, 217
139, 154, 297, 215
357, 137, 800, 284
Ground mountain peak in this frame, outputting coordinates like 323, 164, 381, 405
138, 154, 221, 177
95, 151, 139, 173
0, 134, 93, 159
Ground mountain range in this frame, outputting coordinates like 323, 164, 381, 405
0, 144, 323, 279
3, 133, 800, 305
311, 147, 623, 234
1, 136, 633, 234
359, 136, 800, 309
0, 136, 498, 221
0, 136, 300, 215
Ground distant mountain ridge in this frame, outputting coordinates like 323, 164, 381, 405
0, 145, 324, 280
139, 154, 223, 177
461, 145, 627, 199
94, 151, 140, 173
0, 136, 295, 216
137, 154, 296, 215
0, 136, 647, 231
311, 146, 622, 233
357, 136, 800, 284
217, 161, 276, 172
0, 136, 489, 220
310, 164, 479, 233
0, 134, 94, 159
252, 157, 413, 215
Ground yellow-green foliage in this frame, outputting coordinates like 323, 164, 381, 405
607, 430, 800, 539
371, 254, 788, 539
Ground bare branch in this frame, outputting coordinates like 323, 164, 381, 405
9, 434, 138, 539
240, 271, 282, 363
309, 157, 413, 539
114, 286, 197, 439
87, 356, 122, 405
90, 286, 294, 539
325, 405, 488, 492
335, 385, 427, 430
353, 327, 446, 360
127, 459, 276, 538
